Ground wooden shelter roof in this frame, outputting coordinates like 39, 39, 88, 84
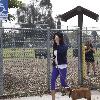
58, 6, 99, 22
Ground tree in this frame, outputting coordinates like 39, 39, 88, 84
39, 0, 55, 29
17, 0, 55, 29
8, 0, 22, 20
17, 3, 28, 23
40, 0, 52, 9
8, 0, 22, 8
17, 3, 41, 28
42, 10, 55, 29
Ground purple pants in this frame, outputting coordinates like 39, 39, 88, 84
51, 66, 68, 90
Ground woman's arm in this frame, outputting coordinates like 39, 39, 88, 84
90, 47, 95, 53
85, 46, 95, 53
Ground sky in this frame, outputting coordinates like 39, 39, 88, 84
50, 0, 100, 29
3, 0, 100, 30
18, 0, 100, 30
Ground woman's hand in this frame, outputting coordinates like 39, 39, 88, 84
85, 47, 95, 53
51, 58, 55, 61
55, 35, 59, 45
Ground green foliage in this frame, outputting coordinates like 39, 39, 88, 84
8, 14, 15, 21
17, 0, 55, 29
8, 0, 22, 21
8, 0, 22, 8
94, 48, 100, 57
3, 48, 35, 58
40, 0, 52, 8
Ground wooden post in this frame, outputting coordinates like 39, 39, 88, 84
78, 13, 83, 85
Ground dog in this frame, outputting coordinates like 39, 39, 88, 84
69, 87, 91, 100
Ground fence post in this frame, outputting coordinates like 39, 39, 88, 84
82, 45, 86, 79
67, 26, 68, 34
77, 28, 83, 85
0, 22, 4, 95
47, 27, 51, 92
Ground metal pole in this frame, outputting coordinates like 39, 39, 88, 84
86, 27, 87, 41
67, 26, 68, 34
47, 28, 51, 92
86, 27, 87, 34
0, 20, 4, 95
78, 13, 83, 85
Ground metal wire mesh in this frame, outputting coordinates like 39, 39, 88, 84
82, 29, 100, 89
0, 27, 100, 97
2, 28, 49, 95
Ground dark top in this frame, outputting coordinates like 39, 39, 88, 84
53, 43, 68, 66
85, 44, 95, 62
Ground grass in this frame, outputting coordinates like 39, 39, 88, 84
3, 48, 35, 58
2, 48, 100, 59
94, 48, 100, 57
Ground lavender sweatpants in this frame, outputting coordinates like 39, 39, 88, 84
51, 66, 68, 90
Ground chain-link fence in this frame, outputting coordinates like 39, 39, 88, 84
82, 28, 100, 90
0, 27, 100, 98
1, 28, 50, 97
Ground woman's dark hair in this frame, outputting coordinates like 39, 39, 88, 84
85, 40, 93, 49
53, 32, 64, 50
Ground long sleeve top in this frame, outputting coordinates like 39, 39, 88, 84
53, 43, 68, 66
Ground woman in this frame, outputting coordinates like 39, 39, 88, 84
85, 41, 96, 76
51, 32, 70, 100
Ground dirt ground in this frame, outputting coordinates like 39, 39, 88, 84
3, 57, 100, 96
